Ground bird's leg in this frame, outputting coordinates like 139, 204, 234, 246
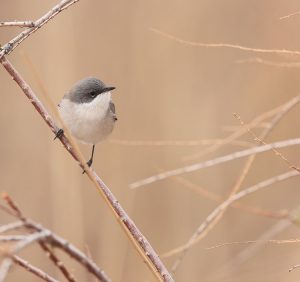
82, 145, 95, 174
87, 144, 95, 167
54, 128, 64, 140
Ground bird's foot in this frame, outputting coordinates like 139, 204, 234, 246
82, 159, 93, 174
86, 159, 93, 167
54, 128, 64, 140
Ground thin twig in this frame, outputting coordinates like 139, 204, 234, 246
213, 205, 300, 275
0, 221, 24, 234
171, 175, 287, 219
280, 11, 300, 20
236, 57, 300, 68
234, 113, 300, 173
150, 28, 300, 56
0, 230, 51, 282
289, 264, 300, 272
162, 170, 299, 259
0, 21, 34, 28
184, 104, 282, 161
206, 238, 300, 250
130, 138, 300, 189
170, 96, 300, 272
12, 255, 59, 282
185, 95, 300, 161
39, 242, 77, 282
0, 235, 27, 242
2, 195, 110, 282
0, 0, 79, 58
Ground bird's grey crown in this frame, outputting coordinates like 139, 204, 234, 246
65, 77, 107, 104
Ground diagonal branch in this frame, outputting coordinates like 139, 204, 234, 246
12, 255, 58, 282
163, 169, 299, 259
0, 11, 173, 281
1, 195, 111, 282
0, 230, 51, 281
130, 138, 300, 189
0, 0, 79, 58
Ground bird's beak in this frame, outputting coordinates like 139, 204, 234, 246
103, 86, 116, 93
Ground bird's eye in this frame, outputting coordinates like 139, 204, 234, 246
90, 91, 97, 98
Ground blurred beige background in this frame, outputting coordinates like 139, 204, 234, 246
1, 0, 300, 281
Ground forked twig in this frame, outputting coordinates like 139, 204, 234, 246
169, 95, 300, 272
0, 195, 110, 282
0, 0, 79, 58
162, 170, 299, 259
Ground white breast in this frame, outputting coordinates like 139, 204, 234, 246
59, 92, 115, 144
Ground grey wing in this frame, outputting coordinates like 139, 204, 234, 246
109, 101, 117, 121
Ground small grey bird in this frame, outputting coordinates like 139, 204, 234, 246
56, 77, 117, 168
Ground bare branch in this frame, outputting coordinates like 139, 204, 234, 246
130, 138, 300, 189
1, 195, 110, 282
12, 255, 59, 282
206, 238, 300, 250
280, 11, 300, 20
289, 264, 300, 272
234, 113, 300, 173
236, 57, 300, 68
184, 96, 296, 161
150, 28, 300, 56
0, 21, 34, 28
0, 235, 27, 242
38, 242, 77, 282
172, 175, 287, 219
0, 54, 173, 282
173, 93, 300, 272
219, 219, 292, 270
0, 230, 51, 281
0, 221, 24, 234
163, 170, 299, 260
0, 0, 79, 58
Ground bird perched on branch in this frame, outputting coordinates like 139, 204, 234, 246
55, 77, 117, 169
